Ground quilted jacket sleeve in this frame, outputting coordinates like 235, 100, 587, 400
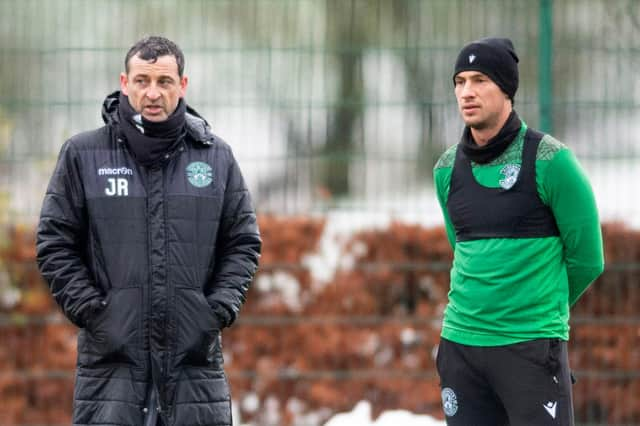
205, 146, 261, 328
36, 140, 103, 327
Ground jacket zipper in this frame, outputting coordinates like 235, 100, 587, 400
146, 166, 165, 418
118, 132, 166, 420
162, 160, 173, 423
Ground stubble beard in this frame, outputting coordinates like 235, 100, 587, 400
465, 110, 500, 131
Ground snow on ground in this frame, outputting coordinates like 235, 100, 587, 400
254, 270, 303, 311
303, 192, 445, 288
232, 399, 445, 426
323, 401, 445, 426
302, 210, 396, 287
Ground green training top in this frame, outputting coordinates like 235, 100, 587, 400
433, 124, 604, 346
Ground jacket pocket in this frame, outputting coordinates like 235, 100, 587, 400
88, 227, 112, 294
173, 287, 223, 368
78, 287, 141, 367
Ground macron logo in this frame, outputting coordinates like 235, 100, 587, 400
543, 401, 557, 419
98, 167, 133, 176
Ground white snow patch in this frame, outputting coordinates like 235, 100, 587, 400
303, 206, 444, 288
254, 270, 302, 311
373, 408, 445, 426
323, 401, 445, 426
360, 333, 381, 357
285, 397, 306, 416
400, 327, 419, 346
241, 392, 260, 414
0, 269, 20, 309
261, 396, 281, 426
301, 210, 391, 287
324, 401, 372, 426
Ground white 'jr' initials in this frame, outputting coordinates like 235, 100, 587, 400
105, 178, 129, 196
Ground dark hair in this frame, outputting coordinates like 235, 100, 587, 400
124, 36, 185, 77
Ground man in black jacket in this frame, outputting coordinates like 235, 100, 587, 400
36, 36, 261, 426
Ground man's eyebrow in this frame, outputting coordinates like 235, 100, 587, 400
130, 73, 176, 81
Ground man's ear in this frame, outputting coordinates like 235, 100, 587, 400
179, 75, 188, 98
120, 73, 129, 96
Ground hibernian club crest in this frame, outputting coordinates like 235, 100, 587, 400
499, 164, 520, 190
441, 387, 458, 417
186, 161, 213, 188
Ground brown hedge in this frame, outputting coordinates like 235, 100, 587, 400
0, 219, 638, 424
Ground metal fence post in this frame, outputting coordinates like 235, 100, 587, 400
539, 0, 553, 134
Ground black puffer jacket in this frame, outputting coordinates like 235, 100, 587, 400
36, 92, 261, 425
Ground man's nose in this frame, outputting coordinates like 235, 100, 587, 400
146, 85, 161, 101
460, 82, 475, 98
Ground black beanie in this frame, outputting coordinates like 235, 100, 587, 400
453, 37, 519, 100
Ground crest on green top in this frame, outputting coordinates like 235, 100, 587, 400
499, 164, 520, 190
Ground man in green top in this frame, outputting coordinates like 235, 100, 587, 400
433, 37, 604, 425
